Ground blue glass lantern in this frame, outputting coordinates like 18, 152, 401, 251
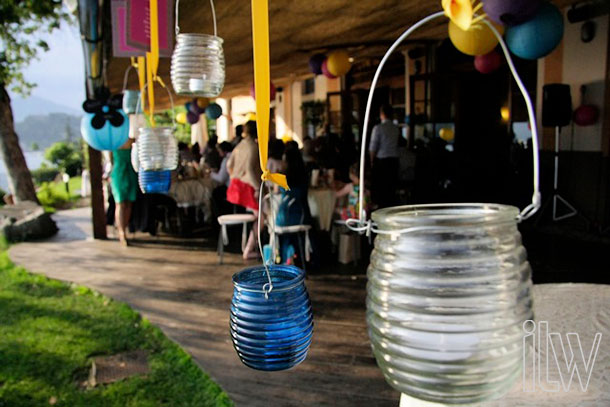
138, 170, 171, 194
81, 98, 130, 151
230, 265, 314, 371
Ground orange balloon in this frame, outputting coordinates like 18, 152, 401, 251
448, 21, 505, 56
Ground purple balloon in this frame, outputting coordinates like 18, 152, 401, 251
190, 98, 205, 114
186, 110, 200, 125
483, 0, 541, 26
321, 59, 336, 79
309, 53, 326, 75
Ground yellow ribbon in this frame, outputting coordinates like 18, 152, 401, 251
251, 0, 289, 190
145, 0, 161, 126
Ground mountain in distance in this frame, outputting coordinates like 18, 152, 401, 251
15, 113, 81, 152
10, 94, 81, 122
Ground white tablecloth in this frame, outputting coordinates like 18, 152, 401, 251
307, 189, 336, 231
400, 283, 610, 407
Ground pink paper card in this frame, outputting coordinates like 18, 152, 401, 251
111, 0, 145, 57
126, 0, 174, 57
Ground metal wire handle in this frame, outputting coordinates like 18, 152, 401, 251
134, 79, 177, 129
121, 64, 137, 92
175, 0, 218, 37
351, 11, 541, 237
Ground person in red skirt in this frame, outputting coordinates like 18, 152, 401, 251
227, 121, 263, 259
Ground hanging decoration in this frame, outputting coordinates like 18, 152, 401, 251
474, 50, 503, 74
573, 85, 599, 126
230, 265, 314, 371
80, 96, 129, 151
343, 4, 542, 403
482, 0, 541, 26
321, 59, 337, 79
205, 103, 223, 120
187, 110, 200, 124
170, 0, 225, 97
505, 2, 564, 60
230, 0, 313, 373
308, 53, 326, 75
439, 127, 455, 141
448, 19, 504, 56
176, 111, 187, 124
326, 50, 352, 77
196, 97, 210, 109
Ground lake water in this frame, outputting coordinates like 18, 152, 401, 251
0, 151, 47, 192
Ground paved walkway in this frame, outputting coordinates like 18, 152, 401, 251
9, 208, 399, 407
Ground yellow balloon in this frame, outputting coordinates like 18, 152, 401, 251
448, 21, 504, 56
326, 50, 352, 77
196, 98, 210, 109
246, 112, 257, 122
176, 112, 187, 124
439, 128, 455, 142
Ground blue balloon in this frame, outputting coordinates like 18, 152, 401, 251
80, 109, 129, 151
205, 103, 222, 120
506, 3, 564, 60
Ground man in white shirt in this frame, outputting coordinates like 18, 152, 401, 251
369, 104, 400, 208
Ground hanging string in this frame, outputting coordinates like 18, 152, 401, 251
134, 78, 177, 129
349, 10, 542, 237
257, 183, 273, 298
175, 0, 218, 37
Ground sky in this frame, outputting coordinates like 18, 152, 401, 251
9, 20, 85, 114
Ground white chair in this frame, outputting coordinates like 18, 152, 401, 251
265, 194, 312, 271
217, 213, 256, 264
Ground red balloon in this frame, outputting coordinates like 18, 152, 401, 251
322, 59, 337, 79
573, 105, 599, 126
250, 82, 277, 101
474, 51, 503, 74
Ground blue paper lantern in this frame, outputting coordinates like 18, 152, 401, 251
80, 108, 129, 151
506, 3, 564, 60
205, 103, 223, 120
309, 53, 326, 75
230, 265, 314, 371
138, 169, 171, 194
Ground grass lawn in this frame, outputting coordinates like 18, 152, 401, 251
0, 242, 232, 407
37, 176, 84, 211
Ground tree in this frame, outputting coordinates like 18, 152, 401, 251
44, 141, 82, 177
0, 1, 68, 203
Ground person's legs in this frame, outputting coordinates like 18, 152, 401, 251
243, 210, 263, 260
116, 201, 133, 246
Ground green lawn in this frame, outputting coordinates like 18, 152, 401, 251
0, 241, 233, 407
37, 176, 84, 211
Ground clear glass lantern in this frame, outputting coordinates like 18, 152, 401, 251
367, 204, 533, 404
137, 127, 178, 171
170, 33, 225, 97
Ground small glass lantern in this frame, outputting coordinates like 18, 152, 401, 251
230, 265, 314, 371
170, 0, 225, 97
137, 127, 178, 172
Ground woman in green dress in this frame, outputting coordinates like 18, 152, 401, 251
110, 139, 138, 246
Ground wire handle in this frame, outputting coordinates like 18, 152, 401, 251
134, 78, 177, 129
351, 11, 541, 236
175, 0, 217, 37
121, 65, 137, 92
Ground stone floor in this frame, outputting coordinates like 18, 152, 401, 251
9, 208, 399, 407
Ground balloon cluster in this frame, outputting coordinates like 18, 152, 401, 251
176, 97, 223, 124
445, 0, 564, 74
308, 50, 352, 78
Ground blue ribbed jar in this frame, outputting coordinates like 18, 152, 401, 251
230, 265, 313, 371
138, 170, 171, 194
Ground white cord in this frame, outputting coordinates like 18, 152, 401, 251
257, 183, 273, 298
351, 11, 542, 236
357, 11, 445, 224
175, 0, 217, 37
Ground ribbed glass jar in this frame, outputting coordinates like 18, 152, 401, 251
137, 127, 178, 171
367, 203, 533, 404
170, 34, 225, 97
230, 265, 314, 371
138, 170, 171, 194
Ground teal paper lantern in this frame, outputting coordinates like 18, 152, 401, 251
80, 108, 129, 151
506, 3, 564, 60
206, 103, 223, 120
